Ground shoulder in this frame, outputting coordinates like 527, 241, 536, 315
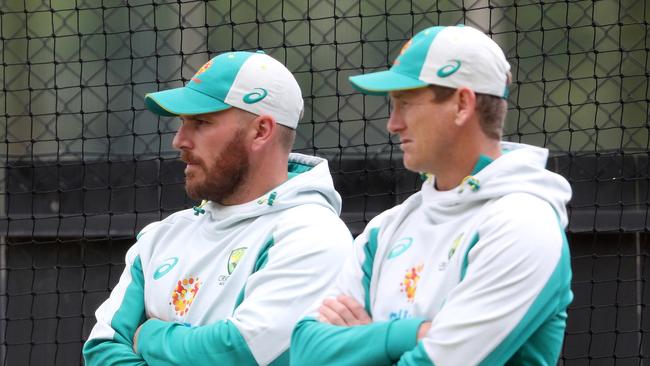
478, 193, 565, 256
486, 193, 560, 228
273, 204, 352, 244
136, 208, 197, 238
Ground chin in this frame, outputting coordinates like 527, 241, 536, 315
402, 157, 419, 172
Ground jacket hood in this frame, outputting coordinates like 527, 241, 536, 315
199, 153, 341, 228
421, 142, 572, 227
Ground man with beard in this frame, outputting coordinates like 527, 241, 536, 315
83, 51, 352, 365
291, 25, 573, 365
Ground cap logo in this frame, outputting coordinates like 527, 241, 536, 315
393, 39, 413, 66
437, 60, 461, 78
191, 59, 214, 83
243, 88, 268, 104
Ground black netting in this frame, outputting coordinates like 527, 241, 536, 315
1, 0, 648, 364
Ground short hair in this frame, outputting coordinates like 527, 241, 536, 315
276, 124, 296, 152
236, 108, 296, 152
429, 84, 508, 141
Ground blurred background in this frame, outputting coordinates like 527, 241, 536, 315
0, 0, 648, 364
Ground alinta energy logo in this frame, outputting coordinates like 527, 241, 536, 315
170, 275, 201, 316
400, 264, 424, 303
393, 39, 413, 66
191, 59, 214, 83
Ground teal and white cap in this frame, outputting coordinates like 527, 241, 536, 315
145, 51, 304, 129
349, 25, 511, 98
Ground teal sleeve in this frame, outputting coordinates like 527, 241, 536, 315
83, 256, 147, 366
136, 318, 258, 366
397, 343, 436, 365
83, 339, 146, 366
290, 317, 426, 366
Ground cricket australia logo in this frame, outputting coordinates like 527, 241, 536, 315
439, 233, 464, 271
228, 247, 247, 274
448, 233, 464, 259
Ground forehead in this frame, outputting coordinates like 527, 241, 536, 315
181, 108, 235, 121
389, 87, 433, 100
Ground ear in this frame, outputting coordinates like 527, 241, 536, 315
250, 114, 276, 151
454, 87, 477, 127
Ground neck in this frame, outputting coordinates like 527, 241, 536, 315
221, 151, 289, 205
434, 139, 501, 191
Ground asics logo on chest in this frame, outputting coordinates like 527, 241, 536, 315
153, 257, 179, 280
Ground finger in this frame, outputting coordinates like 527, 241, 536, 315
318, 303, 347, 326
133, 325, 142, 353
337, 295, 372, 325
322, 298, 358, 325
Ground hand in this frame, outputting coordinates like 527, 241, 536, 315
318, 295, 372, 326
133, 317, 159, 353
133, 323, 143, 353
416, 321, 431, 341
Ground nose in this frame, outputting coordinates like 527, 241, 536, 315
387, 109, 405, 135
172, 121, 193, 151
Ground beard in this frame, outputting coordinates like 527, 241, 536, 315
182, 128, 250, 203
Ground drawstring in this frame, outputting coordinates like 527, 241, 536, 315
419, 172, 432, 182
192, 200, 208, 216
257, 191, 278, 206
459, 176, 480, 193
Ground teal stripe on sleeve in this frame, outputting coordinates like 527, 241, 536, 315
362, 228, 380, 316
83, 256, 147, 365
112, 256, 146, 343
459, 233, 480, 281
233, 235, 275, 311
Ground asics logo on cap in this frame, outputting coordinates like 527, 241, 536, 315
437, 60, 461, 78
243, 88, 268, 104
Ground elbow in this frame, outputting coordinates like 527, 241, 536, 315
290, 318, 316, 364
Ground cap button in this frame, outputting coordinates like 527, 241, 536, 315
256, 50, 266, 54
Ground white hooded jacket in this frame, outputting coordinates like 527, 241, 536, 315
84, 153, 353, 366
292, 142, 573, 366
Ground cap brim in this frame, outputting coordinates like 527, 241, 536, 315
349, 70, 429, 95
144, 87, 231, 117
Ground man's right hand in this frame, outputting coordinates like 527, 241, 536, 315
318, 295, 372, 326
417, 321, 431, 340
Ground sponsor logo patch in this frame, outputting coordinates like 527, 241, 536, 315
437, 60, 461, 78
228, 247, 247, 275
191, 59, 214, 83
400, 264, 424, 303
387, 237, 413, 259
153, 257, 179, 280
170, 275, 201, 316
243, 88, 268, 104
